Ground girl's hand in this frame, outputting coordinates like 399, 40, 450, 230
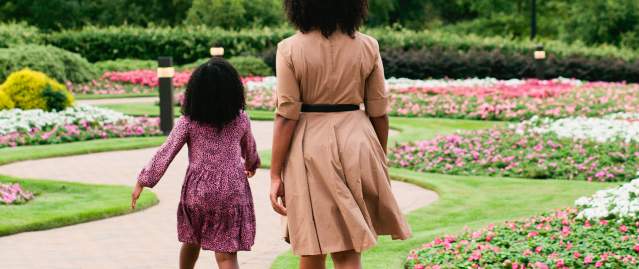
131, 182, 144, 209
245, 170, 256, 178
270, 175, 287, 216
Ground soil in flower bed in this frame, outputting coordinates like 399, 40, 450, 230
389, 128, 639, 182
405, 208, 639, 269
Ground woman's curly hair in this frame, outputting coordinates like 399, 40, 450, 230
181, 57, 246, 129
283, 0, 368, 38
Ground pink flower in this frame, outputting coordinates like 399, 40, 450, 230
584, 255, 594, 264
620, 225, 628, 233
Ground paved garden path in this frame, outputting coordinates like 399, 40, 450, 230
0, 121, 438, 269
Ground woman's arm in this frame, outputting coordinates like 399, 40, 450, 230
369, 114, 389, 153
269, 115, 298, 215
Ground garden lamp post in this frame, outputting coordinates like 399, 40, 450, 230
534, 45, 546, 80
157, 56, 174, 135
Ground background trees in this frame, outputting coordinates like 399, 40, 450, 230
0, 0, 637, 49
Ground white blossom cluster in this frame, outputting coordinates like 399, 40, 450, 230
516, 113, 639, 143
576, 179, 639, 220
0, 105, 134, 135
245, 76, 276, 91
385, 77, 582, 90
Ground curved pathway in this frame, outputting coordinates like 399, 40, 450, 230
0, 121, 437, 269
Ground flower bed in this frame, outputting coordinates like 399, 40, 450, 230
405, 207, 639, 269
389, 114, 639, 182
522, 113, 639, 143
0, 183, 34, 205
406, 179, 639, 268
0, 105, 161, 148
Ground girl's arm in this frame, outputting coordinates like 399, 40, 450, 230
241, 114, 261, 175
137, 117, 189, 188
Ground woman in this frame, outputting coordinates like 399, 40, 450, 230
269, 0, 411, 268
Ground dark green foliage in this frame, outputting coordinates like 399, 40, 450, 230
0, 45, 99, 83
0, 0, 192, 30
45, 26, 293, 64
381, 48, 639, 82
228, 56, 272, 76
42, 85, 68, 112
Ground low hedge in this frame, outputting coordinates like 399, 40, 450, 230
381, 48, 639, 82
94, 59, 157, 73
46, 26, 292, 64
0, 45, 99, 83
45, 25, 639, 64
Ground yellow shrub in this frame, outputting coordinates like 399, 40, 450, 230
0, 68, 73, 110
0, 90, 14, 110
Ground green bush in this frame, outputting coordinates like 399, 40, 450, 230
45, 26, 639, 63
0, 69, 74, 111
0, 45, 98, 83
380, 47, 639, 82
94, 59, 157, 73
45, 26, 293, 64
179, 58, 210, 70
229, 56, 272, 76
0, 22, 43, 48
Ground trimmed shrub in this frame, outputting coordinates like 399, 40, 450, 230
0, 90, 14, 110
94, 59, 157, 73
45, 26, 292, 64
228, 56, 272, 76
0, 69, 74, 111
0, 23, 42, 48
0, 45, 99, 83
179, 58, 210, 70
381, 48, 639, 82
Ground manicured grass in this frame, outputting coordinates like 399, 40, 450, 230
0, 175, 158, 236
75, 93, 157, 100
271, 170, 617, 269
99, 103, 276, 121
0, 137, 166, 166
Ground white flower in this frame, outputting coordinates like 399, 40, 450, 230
576, 178, 639, 220
0, 105, 133, 135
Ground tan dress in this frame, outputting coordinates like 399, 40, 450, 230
276, 31, 411, 256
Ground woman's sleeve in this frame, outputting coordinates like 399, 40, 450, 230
364, 44, 389, 118
137, 117, 189, 188
275, 42, 302, 120
240, 114, 261, 172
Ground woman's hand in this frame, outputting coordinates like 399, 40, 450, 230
270, 175, 287, 216
131, 182, 144, 209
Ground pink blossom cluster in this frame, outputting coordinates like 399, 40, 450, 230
390, 84, 639, 121
406, 208, 639, 268
390, 79, 624, 99
102, 70, 191, 88
66, 80, 155, 95
0, 117, 162, 148
0, 183, 34, 205
389, 128, 639, 182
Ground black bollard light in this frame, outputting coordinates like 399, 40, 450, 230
157, 56, 174, 135
534, 45, 546, 80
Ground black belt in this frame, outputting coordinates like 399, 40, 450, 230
301, 104, 360, 113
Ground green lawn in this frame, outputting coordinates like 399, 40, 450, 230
76, 93, 158, 100
271, 170, 617, 268
0, 175, 157, 236
0, 137, 166, 166
99, 103, 276, 121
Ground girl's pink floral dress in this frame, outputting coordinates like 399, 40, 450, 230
137, 112, 260, 252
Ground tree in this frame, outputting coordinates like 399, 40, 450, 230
185, 0, 247, 28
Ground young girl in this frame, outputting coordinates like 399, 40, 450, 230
130, 57, 260, 269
